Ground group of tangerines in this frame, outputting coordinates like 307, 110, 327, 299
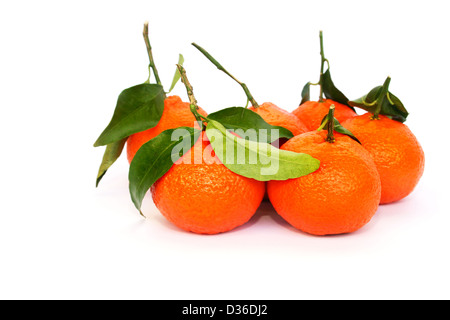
94, 24, 424, 236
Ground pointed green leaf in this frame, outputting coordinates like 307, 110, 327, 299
333, 122, 361, 144
388, 92, 406, 112
386, 92, 408, 122
322, 69, 355, 111
168, 54, 185, 93
365, 86, 383, 104
347, 96, 368, 110
96, 138, 127, 187
129, 127, 201, 212
94, 83, 165, 147
300, 82, 311, 105
205, 119, 320, 181
207, 107, 294, 142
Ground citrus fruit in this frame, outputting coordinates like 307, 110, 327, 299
267, 129, 381, 236
342, 113, 425, 204
126, 95, 207, 163
151, 132, 266, 234
249, 102, 309, 136
292, 99, 357, 131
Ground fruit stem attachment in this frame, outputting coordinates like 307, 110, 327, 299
176, 64, 208, 130
143, 22, 162, 86
326, 106, 336, 143
192, 43, 259, 108
317, 105, 336, 143
372, 76, 391, 120
318, 31, 330, 103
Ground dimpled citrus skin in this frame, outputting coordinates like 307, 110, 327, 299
127, 95, 207, 163
342, 113, 425, 204
151, 133, 265, 235
249, 102, 309, 136
268, 131, 381, 236
292, 99, 357, 131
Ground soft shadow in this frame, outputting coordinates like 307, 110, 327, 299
265, 201, 374, 238
216, 201, 277, 235
147, 200, 286, 236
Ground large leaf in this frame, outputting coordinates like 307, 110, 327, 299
167, 54, 184, 93
95, 138, 127, 187
207, 107, 294, 143
322, 69, 355, 111
129, 127, 201, 213
94, 83, 165, 147
205, 119, 320, 181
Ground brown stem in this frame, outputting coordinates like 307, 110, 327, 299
326, 105, 336, 143
176, 64, 207, 129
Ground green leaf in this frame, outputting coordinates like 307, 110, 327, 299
168, 54, 185, 93
207, 107, 294, 143
319, 115, 361, 144
129, 127, 201, 213
386, 92, 408, 122
348, 96, 372, 110
96, 138, 127, 187
322, 69, 356, 111
333, 121, 361, 144
349, 79, 409, 123
300, 82, 311, 105
94, 83, 165, 147
205, 119, 320, 181
365, 86, 383, 104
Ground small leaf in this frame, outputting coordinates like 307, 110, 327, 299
94, 83, 165, 147
206, 119, 320, 181
349, 79, 409, 123
347, 96, 368, 110
326, 118, 361, 144
300, 82, 311, 105
168, 54, 185, 93
333, 121, 361, 144
322, 69, 356, 111
365, 86, 383, 104
388, 92, 406, 112
96, 138, 127, 187
129, 127, 201, 212
207, 107, 294, 142
385, 92, 408, 122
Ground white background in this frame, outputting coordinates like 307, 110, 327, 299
1, 0, 449, 300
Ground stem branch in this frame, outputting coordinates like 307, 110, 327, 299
176, 64, 207, 129
372, 76, 391, 119
318, 30, 326, 102
143, 22, 162, 86
192, 43, 259, 108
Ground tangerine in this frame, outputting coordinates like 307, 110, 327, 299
151, 132, 266, 234
268, 129, 381, 235
342, 113, 425, 204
